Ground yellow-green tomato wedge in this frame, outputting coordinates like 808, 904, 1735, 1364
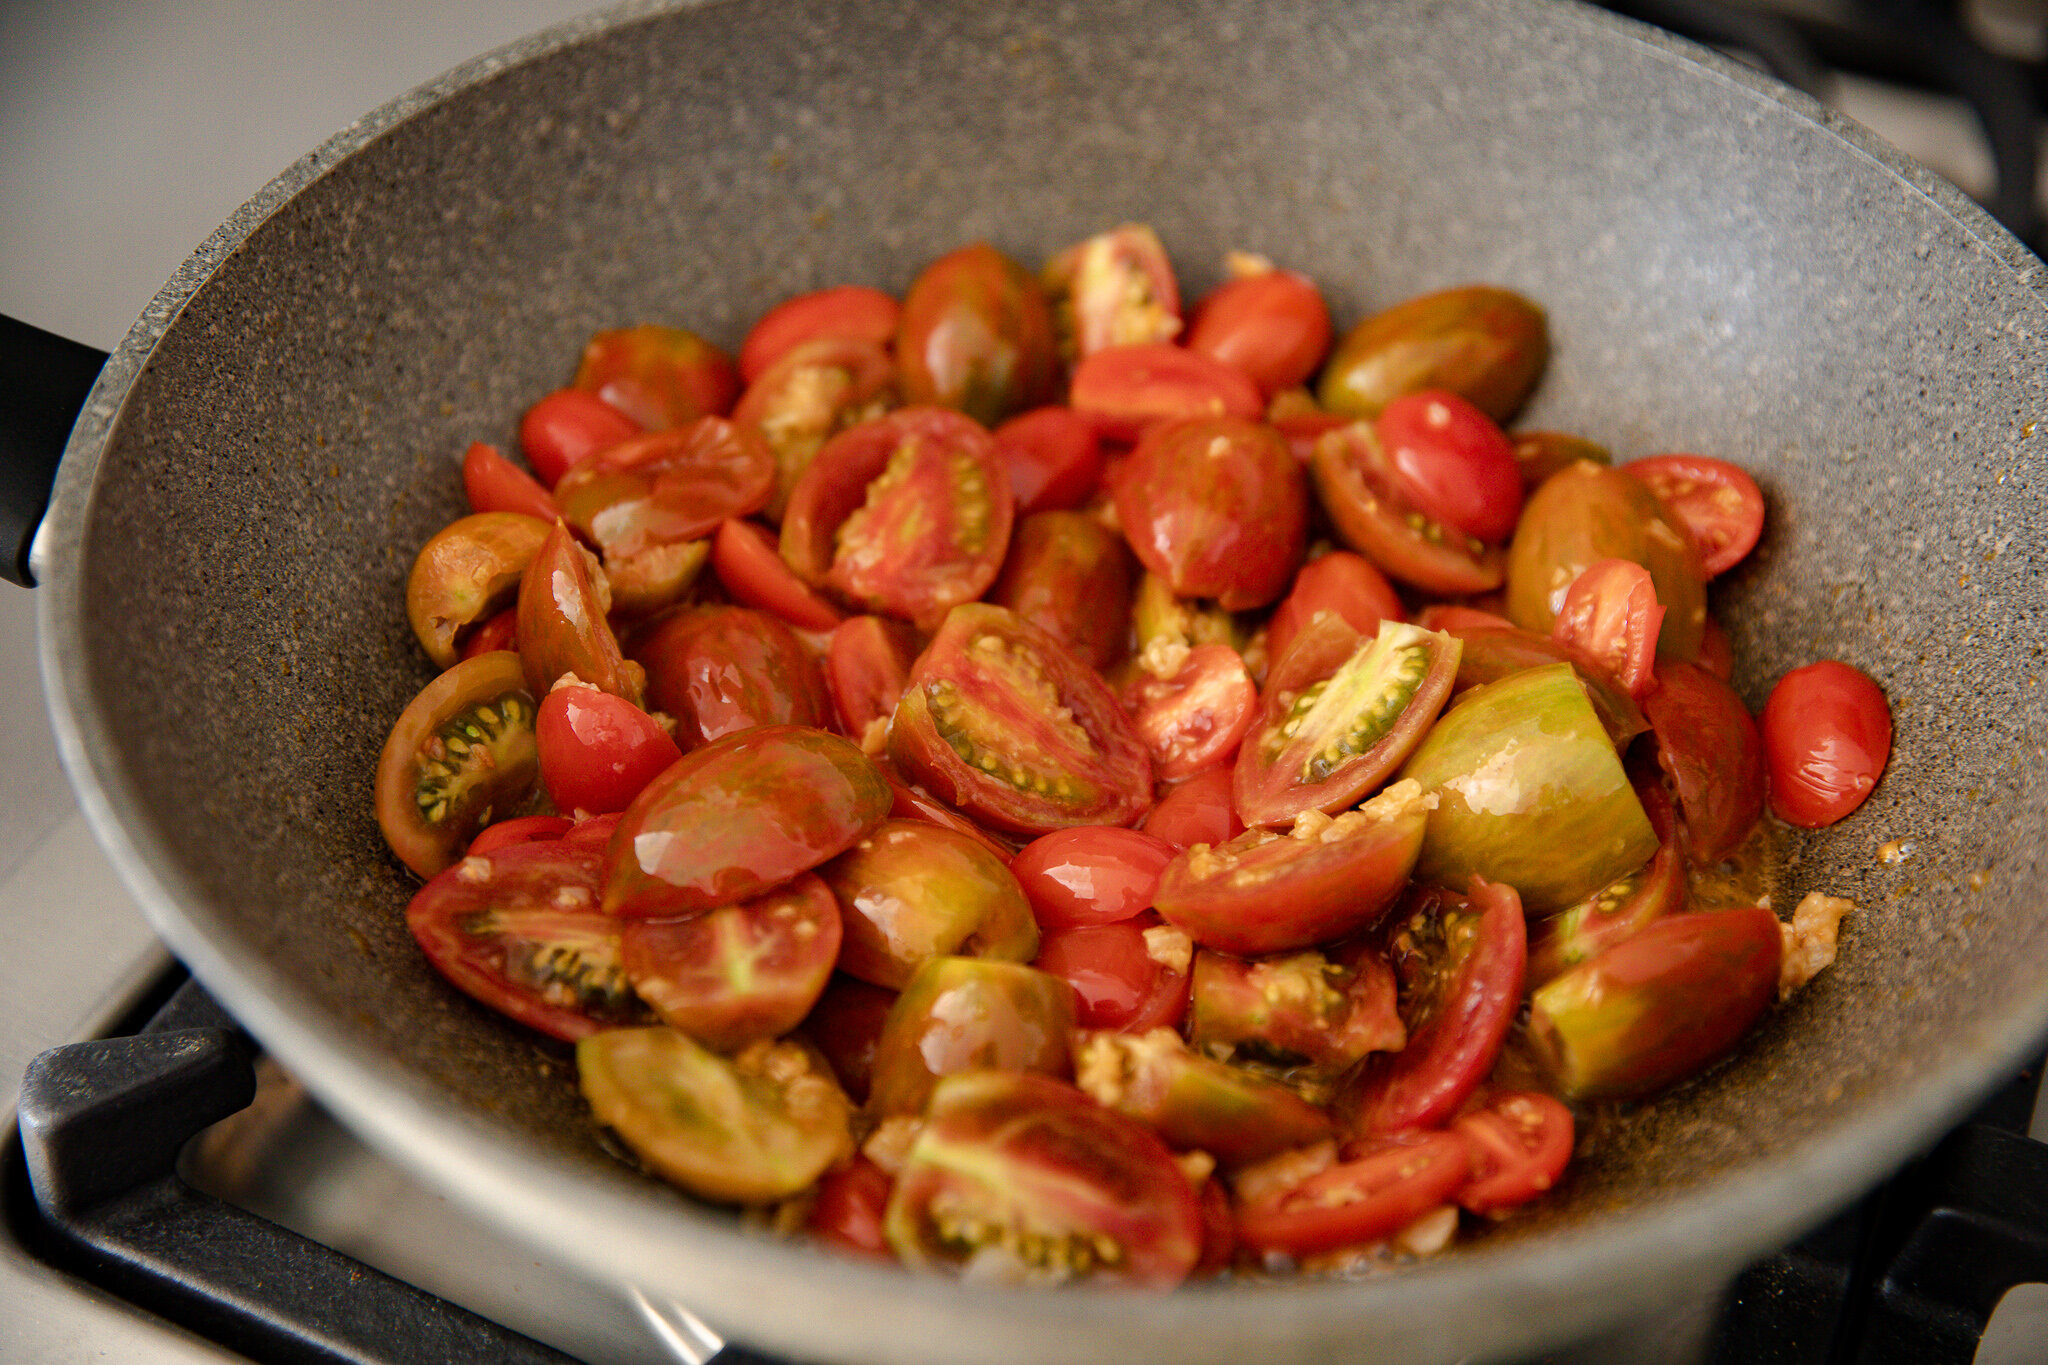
577, 1027, 852, 1204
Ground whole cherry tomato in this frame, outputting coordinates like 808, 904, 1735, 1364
1762, 660, 1892, 827
1010, 826, 1179, 931
1551, 557, 1664, 701
1317, 284, 1548, 423
739, 285, 901, 384
1376, 389, 1523, 544
1626, 453, 1765, 577
991, 406, 1105, 513
1068, 342, 1264, 444
1184, 268, 1333, 397
462, 441, 561, 522
534, 682, 683, 815
519, 388, 641, 487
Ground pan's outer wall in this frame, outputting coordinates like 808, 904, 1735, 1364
38, 1, 2048, 1362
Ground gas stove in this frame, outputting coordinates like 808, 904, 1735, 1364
4, 3, 2047, 1363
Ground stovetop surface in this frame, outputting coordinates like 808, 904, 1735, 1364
6, 3, 2048, 1363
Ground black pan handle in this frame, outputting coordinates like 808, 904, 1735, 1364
0, 313, 108, 588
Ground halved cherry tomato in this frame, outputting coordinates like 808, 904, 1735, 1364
632, 604, 828, 747
1010, 825, 1178, 931
1440, 620, 1648, 750
1141, 766, 1243, 850
709, 518, 845, 631
1234, 1130, 1471, 1257
1453, 1091, 1574, 1215
1068, 343, 1265, 444
574, 324, 738, 429
1184, 268, 1332, 397
1077, 1028, 1332, 1167
458, 606, 520, 661
1113, 415, 1307, 611
620, 872, 842, 1052
560, 811, 622, 850
1697, 614, 1734, 681
987, 510, 1134, 671
1310, 421, 1506, 596
1271, 409, 1350, 464
1377, 389, 1522, 544
1762, 660, 1892, 827
1412, 604, 1514, 634
823, 819, 1039, 990
1351, 878, 1527, 1135
806, 1157, 895, 1260
1187, 942, 1404, 1075
1551, 557, 1664, 701
731, 336, 899, 519
1195, 1172, 1237, 1277
467, 814, 574, 855
1155, 779, 1429, 956
375, 651, 542, 879
1626, 453, 1765, 576
895, 241, 1059, 427
1124, 644, 1258, 781
1641, 661, 1766, 862
889, 603, 1154, 834
515, 520, 642, 703
739, 285, 901, 384
1033, 918, 1188, 1032
602, 724, 891, 918
1264, 550, 1407, 667
1512, 430, 1611, 487
535, 681, 683, 815
463, 441, 561, 522
1041, 224, 1183, 360
866, 957, 1074, 1116
823, 615, 922, 742
406, 512, 552, 670
885, 779, 1019, 866
798, 973, 898, 1105
991, 406, 1105, 513
780, 406, 1014, 626
519, 388, 642, 487
553, 416, 775, 558
1234, 616, 1460, 829
1527, 778, 1687, 988
406, 839, 641, 1040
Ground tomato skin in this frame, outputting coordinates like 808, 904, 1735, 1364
987, 510, 1135, 671
515, 520, 643, 704
1141, 766, 1243, 850
1317, 285, 1548, 423
1641, 661, 1767, 862
406, 839, 642, 1041
1551, 557, 1665, 701
1310, 421, 1506, 596
739, 285, 901, 385
463, 441, 562, 522
1264, 550, 1406, 667
1271, 409, 1351, 464
710, 518, 845, 632
1041, 224, 1183, 361
1352, 879, 1528, 1136
823, 615, 922, 741
574, 324, 739, 429
866, 957, 1075, 1116
1113, 415, 1308, 611
885, 779, 1019, 867
1033, 918, 1189, 1032
601, 724, 891, 919
896, 241, 1059, 427
1184, 269, 1333, 397
535, 683, 683, 816
1376, 389, 1523, 544
1626, 453, 1765, 577
1010, 826, 1177, 930
520, 388, 642, 487
1441, 620, 1649, 750
1513, 430, 1612, 488
1763, 660, 1892, 827
992, 406, 1106, 514
806, 1157, 896, 1260
467, 814, 574, 854
1124, 644, 1259, 782
798, 973, 898, 1105
631, 604, 828, 748
823, 819, 1039, 991
1068, 343, 1266, 444
780, 406, 1015, 626
1234, 1130, 1471, 1258
889, 603, 1154, 835
1453, 1091, 1575, 1215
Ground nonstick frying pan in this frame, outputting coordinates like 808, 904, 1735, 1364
16, 0, 2048, 1361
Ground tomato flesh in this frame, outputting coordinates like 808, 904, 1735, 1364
1234, 1130, 1471, 1258
739, 285, 901, 384
463, 441, 561, 522
1041, 224, 1183, 361
1626, 453, 1765, 577
1454, 1091, 1575, 1214
1763, 659, 1892, 827
1310, 420, 1506, 596
1551, 557, 1664, 701
1124, 644, 1258, 782
1068, 343, 1265, 444
1264, 550, 1406, 668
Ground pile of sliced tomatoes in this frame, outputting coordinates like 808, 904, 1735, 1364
376, 226, 1893, 1287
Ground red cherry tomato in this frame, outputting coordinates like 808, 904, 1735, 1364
463, 441, 561, 522
466, 814, 574, 855
1697, 614, 1735, 681
806, 1157, 896, 1260
1068, 342, 1265, 443
1194, 1176, 1237, 1278
574, 324, 739, 429
1141, 766, 1243, 850
458, 606, 520, 661
519, 388, 642, 487
405, 840, 640, 1041
1183, 269, 1333, 397
1376, 389, 1522, 543
1234, 1130, 1471, 1257
885, 779, 1018, 867
1311, 420, 1506, 596
1626, 453, 1765, 577
1112, 415, 1308, 611
1270, 409, 1350, 463
1123, 644, 1259, 781
534, 683, 683, 816
1762, 660, 1892, 827
798, 973, 899, 1105
1454, 1091, 1575, 1214
1041, 224, 1183, 359
823, 615, 922, 741
991, 406, 1105, 513
1551, 557, 1665, 701
739, 285, 901, 384
632, 605, 829, 748
553, 417, 776, 556
515, 520, 640, 702
1032, 916, 1188, 1032
1010, 825, 1178, 930
1641, 661, 1767, 862
710, 517, 845, 632
1412, 604, 1513, 634
1264, 550, 1406, 666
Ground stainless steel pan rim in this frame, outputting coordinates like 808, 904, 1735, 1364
32, 2, 2048, 1361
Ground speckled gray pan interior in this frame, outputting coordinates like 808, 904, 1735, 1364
34, 0, 2048, 1361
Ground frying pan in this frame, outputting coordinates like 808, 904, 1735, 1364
16, 0, 2048, 1360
